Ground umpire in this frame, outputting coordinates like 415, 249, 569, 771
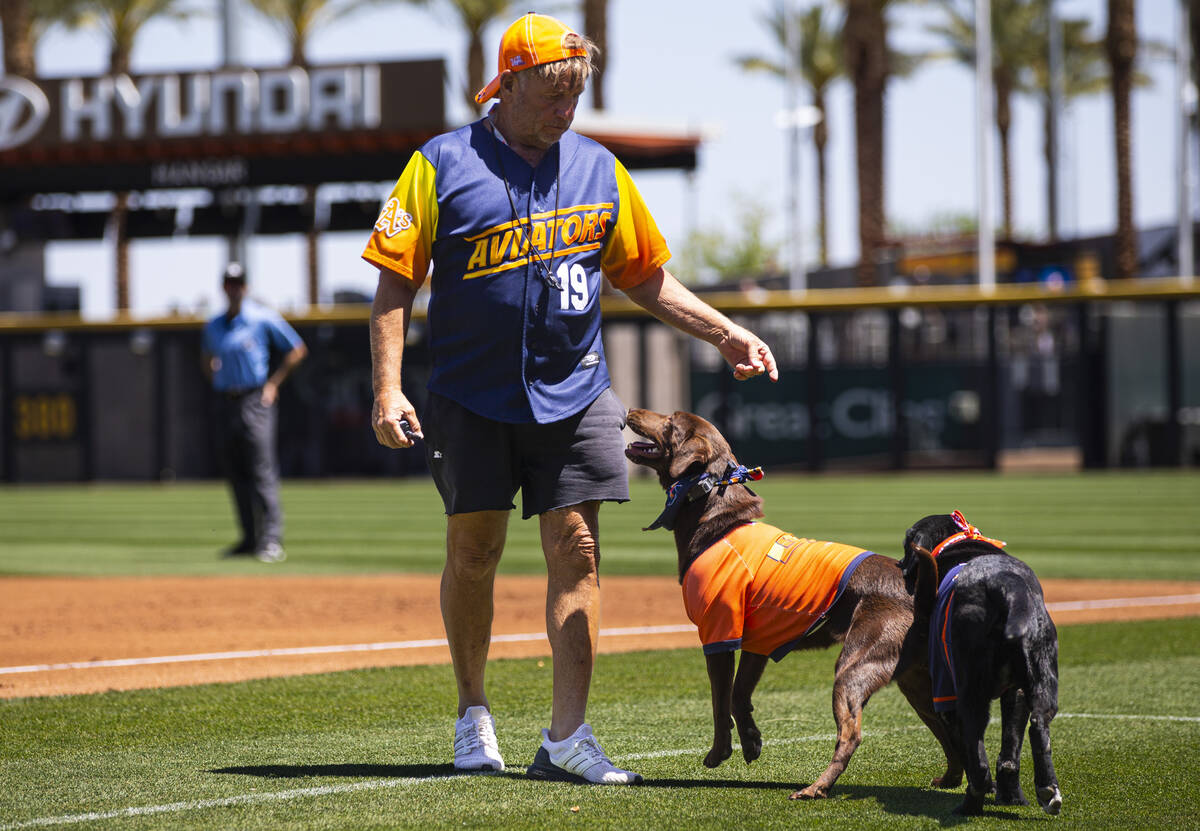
202, 262, 307, 563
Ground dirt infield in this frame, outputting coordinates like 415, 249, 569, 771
3, 574, 1199, 699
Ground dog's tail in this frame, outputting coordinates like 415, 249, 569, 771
910, 544, 939, 617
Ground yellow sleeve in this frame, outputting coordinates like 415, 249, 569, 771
361, 151, 439, 287
600, 159, 671, 290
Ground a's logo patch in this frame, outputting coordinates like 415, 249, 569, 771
374, 197, 414, 237
580, 352, 600, 369
510, 55, 526, 68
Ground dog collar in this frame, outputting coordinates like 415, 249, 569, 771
930, 510, 1006, 558
643, 462, 763, 532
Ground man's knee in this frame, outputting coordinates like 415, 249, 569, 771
543, 510, 601, 577
446, 512, 508, 581
445, 539, 503, 581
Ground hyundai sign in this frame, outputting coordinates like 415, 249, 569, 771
0, 59, 444, 196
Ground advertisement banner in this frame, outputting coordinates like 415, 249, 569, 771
0, 60, 444, 196
690, 363, 987, 465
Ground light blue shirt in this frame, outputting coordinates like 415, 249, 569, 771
203, 299, 304, 392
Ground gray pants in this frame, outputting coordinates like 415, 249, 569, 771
217, 391, 283, 549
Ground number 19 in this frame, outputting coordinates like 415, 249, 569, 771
558, 263, 589, 311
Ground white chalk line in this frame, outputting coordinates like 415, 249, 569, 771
1045, 593, 1200, 612
1055, 712, 1200, 723
5, 592, 1199, 678
0, 775, 472, 830
0, 625, 695, 676
3, 715, 1195, 830
0, 737, 850, 831
0, 733, 852, 830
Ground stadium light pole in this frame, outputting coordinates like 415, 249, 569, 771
976, 0, 996, 292
1178, 0, 1195, 283
1047, 0, 1063, 242
784, 0, 806, 294
220, 0, 249, 269
220, 0, 239, 68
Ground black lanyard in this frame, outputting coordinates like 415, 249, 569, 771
488, 117, 562, 291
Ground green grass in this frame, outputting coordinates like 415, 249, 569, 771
1, 474, 1198, 828
2, 617, 1198, 829
0, 471, 1197, 579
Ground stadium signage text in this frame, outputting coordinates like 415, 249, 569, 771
0, 64, 384, 150
0, 77, 51, 151
0, 59, 443, 198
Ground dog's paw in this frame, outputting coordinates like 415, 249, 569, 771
736, 724, 762, 763
953, 784, 989, 816
1037, 785, 1063, 815
703, 745, 732, 769
953, 796, 985, 816
996, 767, 1025, 804
789, 784, 828, 800
931, 771, 963, 789
996, 785, 1028, 806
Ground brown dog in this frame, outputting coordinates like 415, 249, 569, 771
625, 408, 961, 799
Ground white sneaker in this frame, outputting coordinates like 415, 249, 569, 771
254, 542, 286, 563
525, 724, 643, 785
453, 706, 505, 771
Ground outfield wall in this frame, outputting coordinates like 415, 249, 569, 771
0, 279, 1197, 482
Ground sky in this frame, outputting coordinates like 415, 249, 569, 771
20, 0, 1187, 319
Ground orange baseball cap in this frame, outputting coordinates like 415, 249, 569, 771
474, 13, 589, 105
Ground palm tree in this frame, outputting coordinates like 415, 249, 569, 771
444, 0, 512, 115
1105, 0, 1136, 279
842, 0, 930, 285
60, 0, 190, 75
843, 0, 885, 284
1024, 11, 1106, 241
247, 0, 395, 66
247, 0, 324, 306
582, 0, 607, 110
736, 2, 843, 267
928, 0, 1043, 241
2, 0, 36, 75
55, 0, 195, 312
247, 0, 417, 305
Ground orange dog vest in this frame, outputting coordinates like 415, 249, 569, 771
681, 522, 872, 660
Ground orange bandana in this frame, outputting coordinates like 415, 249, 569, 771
930, 510, 1006, 558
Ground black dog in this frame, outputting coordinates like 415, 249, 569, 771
625, 408, 962, 799
900, 511, 1063, 816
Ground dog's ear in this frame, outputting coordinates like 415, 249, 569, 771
900, 529, 920, 576
913, 545, 937, 580
908, 544, 939, 613
904, 515, 944, 560
899, 541, 939, 612
668, 435, 714, 480
902, 524, 922, 569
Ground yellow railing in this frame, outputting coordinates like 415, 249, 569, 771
0, 276, 1197, 334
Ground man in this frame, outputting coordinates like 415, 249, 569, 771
363, 13, 778, 785
202, 262, 307, 563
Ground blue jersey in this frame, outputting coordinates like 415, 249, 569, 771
203, 299, 304, 391
362, 117, 671, 424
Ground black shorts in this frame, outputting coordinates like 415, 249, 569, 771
422, 388, 630, 519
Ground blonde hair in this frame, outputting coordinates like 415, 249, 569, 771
520, 34, 599, 92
